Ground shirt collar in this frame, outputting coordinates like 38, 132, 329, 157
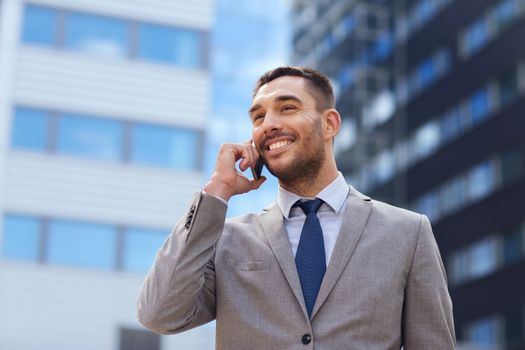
277, 172, 349, 219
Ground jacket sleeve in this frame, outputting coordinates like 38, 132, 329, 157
136, 191, 227, 335
402, 214, 456, 349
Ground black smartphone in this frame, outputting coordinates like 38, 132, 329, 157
251, 157, 265, 180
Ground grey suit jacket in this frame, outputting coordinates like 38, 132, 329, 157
137, 186, 456, 349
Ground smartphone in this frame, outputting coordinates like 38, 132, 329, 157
251, 157, 265, 180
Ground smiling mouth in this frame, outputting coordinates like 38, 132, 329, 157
268, 140, 293, 151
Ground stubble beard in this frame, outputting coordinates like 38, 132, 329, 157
264, 129, 326, 188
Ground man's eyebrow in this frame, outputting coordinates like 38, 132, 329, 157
275, 94, 303, 104
248, 94, 304, 116
248, 104, 262, 115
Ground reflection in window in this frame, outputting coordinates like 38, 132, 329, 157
495, 0, 519, 30
11, 107, 49, 150
2, 215, 41, 261
131, 124, 198, 170
461, 18, 490, 57
123, 228, 167, 272
440, 106, 464, 143
48, 220, 117, 269
449, 236, 501, 285
138, 24, 203, 68
22, 5, 57, 45
498, 68, 519, 107
65, 12, 129, 57
466, 161, 494, 201
469, 87, 491, 124
57, 114, 123, 161
20, 5, 207, 70
465, 316, 501, 345
503, 226, 523, 264
440, 177, 465, 214
470, 238, 499, 278
413, 121, 440, 159
414, 194, 439, 223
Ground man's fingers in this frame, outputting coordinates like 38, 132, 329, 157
238, 143, 256, 171
250, 176, 266, 190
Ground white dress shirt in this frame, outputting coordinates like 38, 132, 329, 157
277, 172, 350, 266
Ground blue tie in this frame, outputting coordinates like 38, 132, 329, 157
294, 198, 326, 317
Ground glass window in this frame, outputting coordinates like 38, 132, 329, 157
465, 316, 501, 345
415, 193, 440, 222
414, 121, 440, 159
21, 5, 57, 46
464, 18, 490, 56
47, 220, 116, 269
498, 68, 519, 107
504, 308, 524, 347
131, 124, 199, 170
449, 251, 469, 285
501, 149, 523, 183
56, 114, 123, 161
469, 238, 499, 279
123, 228, 168, 273
65, 12, 129, 57
503, 226, 523, 265
2, 215, 41, 261
11, 107, 49, 150
469, 87, 491, 124
495, 0, 518, 30
375, 150, 395, 184
440, 177, 466, 214
440, 106, 464, 143
138, 24, 203, 68
466, 161, 494, 201
418, 58, 435, 89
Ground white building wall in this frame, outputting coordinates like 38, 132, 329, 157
0, 0, 215, 349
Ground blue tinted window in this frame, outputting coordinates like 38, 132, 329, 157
138, 24, 203, 68
418, 59, 435, 89
131, 124, 198, 170
65, 13, 128, 57
22, 5, 57, 45
470, 88, 491, 124
2, 215, 41, 261
48, 220, 116, 269
495, 0, 517, 29
123, 228, 168, 273
57, 114, 123, 160
11, 107, 49, 150
440, 107, 463, 143
466, 19, 490, 55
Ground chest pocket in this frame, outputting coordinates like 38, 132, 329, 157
226, 257, 271, 271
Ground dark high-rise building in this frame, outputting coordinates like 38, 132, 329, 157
292, 0, 525, 348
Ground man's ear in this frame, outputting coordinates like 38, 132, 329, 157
323, 108, 341, 140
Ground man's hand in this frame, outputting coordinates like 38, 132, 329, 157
203, 141, 266, 202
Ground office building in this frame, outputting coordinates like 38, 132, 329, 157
0, 0, 214, 349
292, 0, 525, 348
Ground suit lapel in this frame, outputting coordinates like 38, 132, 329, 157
310, 186, 372, 319
259, 204, 308, 318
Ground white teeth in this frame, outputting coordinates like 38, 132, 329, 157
268, 140, 291, 151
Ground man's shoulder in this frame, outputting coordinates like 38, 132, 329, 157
349, 185, 423, 226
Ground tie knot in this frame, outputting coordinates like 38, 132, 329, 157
294, 198, 323, 215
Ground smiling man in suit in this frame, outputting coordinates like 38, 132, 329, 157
137, 66, 456, 349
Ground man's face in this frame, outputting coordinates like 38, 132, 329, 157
249, 76, 326, 182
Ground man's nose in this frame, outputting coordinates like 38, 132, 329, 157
261, 111, 282, 134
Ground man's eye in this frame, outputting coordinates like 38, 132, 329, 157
282, 105, 296, 112
254, 114, 265, 121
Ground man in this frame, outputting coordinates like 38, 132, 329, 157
137, 66, 456, 349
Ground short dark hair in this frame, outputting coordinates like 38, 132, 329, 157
253, 66, 335, 112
